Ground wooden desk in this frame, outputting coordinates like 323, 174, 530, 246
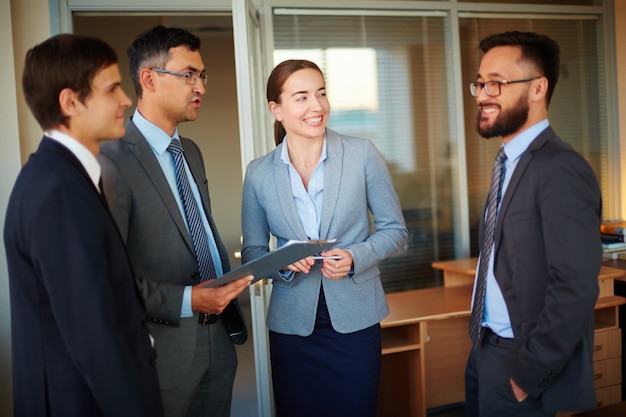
432, 258, 626, 298
431, 257, 478, 287
377, 259, 626, 417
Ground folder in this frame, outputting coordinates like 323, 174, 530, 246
202, 239, 338, 288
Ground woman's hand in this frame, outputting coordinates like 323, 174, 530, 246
320, 248, 353, 280
283, 257, 315, 274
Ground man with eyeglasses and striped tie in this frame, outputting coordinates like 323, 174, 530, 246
98, 25, 252, 417
464, 31, 602, 417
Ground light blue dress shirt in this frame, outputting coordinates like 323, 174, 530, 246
479, 119, 550, 338
280, 136, 327, 242
132, 109, 223, 317
276, 135, 327, 281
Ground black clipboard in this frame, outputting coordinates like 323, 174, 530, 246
202, 239, 339, 288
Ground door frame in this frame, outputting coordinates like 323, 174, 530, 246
55, 1, 275, 416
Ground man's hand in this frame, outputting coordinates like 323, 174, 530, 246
510, 377, 528, 402
190, 275, 253, 314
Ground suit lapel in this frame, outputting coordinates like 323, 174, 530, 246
272, 144, 309, 240
270, 130, 343, 241
180, 138, 210, 216
180, 137, 230, 271
123, 121, 195, 253
494, 126, 555, 249
319, 129, 342, 240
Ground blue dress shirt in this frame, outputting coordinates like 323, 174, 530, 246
275, 135, 327, 281
132, 109, 223, 317
280, 136, 327, 242
480, 119, 550, 338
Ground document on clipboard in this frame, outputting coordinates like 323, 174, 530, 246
201, 239, 339, 288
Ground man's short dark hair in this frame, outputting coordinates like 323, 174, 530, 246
22, 33, 118, 130
127, 25, 201, 98
479, 31, 560, 106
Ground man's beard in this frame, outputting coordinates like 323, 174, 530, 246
476, 95, 529, 139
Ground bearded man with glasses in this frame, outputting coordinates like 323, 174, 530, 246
464, 31, 602, 417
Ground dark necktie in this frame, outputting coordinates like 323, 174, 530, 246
98, 178, 108, 205
469, 147, 507, 348
167, 139, 216, 282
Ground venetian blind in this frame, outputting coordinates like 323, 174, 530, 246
273, 11, 458, 292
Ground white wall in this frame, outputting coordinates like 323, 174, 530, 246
2, 0, 51, 415
72, 15, 245, 269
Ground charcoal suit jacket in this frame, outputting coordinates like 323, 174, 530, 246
98, 120, 247, 390
482, 126, 602, 412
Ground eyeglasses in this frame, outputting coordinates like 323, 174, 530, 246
469, 76, 541, 97
151, 68, 208, 85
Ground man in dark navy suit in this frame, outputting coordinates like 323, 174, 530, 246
4, 33, 163, 417
465, 31, 602, 417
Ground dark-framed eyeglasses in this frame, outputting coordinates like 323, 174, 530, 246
469, 76, 541, 97
150, 68, 208, 86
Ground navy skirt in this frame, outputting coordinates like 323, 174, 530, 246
269, 288, 381, 417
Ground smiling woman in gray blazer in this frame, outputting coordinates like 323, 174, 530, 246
241, 60, 408, 417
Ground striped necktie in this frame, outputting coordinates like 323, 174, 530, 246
167, 138, 216, 282
469, 147, 507, 348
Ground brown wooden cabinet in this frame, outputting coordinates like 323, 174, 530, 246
590, 302, 623, 408
378, 285, 472, 417
377, 259, 625, 417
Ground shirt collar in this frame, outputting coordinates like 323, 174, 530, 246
280, 134, 328, 166
45, 129, 101, 191
132, 108, 180, 154
502, 119, 549, 161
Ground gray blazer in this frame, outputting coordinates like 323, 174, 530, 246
98, 120, 246, 390
241, 128, 408, 336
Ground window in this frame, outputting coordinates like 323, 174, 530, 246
460, 16, 607, 255
274, 12, 457, 291
272, 3, 612, 292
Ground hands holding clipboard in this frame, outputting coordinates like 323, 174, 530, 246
202, 239, 339, 288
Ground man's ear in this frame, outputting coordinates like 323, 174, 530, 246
531, 76, 548, 102
140, 68, 156, 91
58, 88, 80, 117
269, 101, 282, 121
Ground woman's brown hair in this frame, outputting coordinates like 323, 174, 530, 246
266, 59, 324, 145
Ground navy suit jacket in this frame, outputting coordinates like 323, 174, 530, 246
482, 126, 602, 412
4, 137, 162, 417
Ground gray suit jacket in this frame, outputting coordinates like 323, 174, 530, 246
98, 120, 246, 390
241, 128, 408, 336
482, 126, 601, 412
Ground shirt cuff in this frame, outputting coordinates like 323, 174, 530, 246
347, 248, 355, 277
278, 269, 295, 282
181, 285, 193, 318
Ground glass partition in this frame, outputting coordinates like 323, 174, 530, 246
274, 13, 458, 291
